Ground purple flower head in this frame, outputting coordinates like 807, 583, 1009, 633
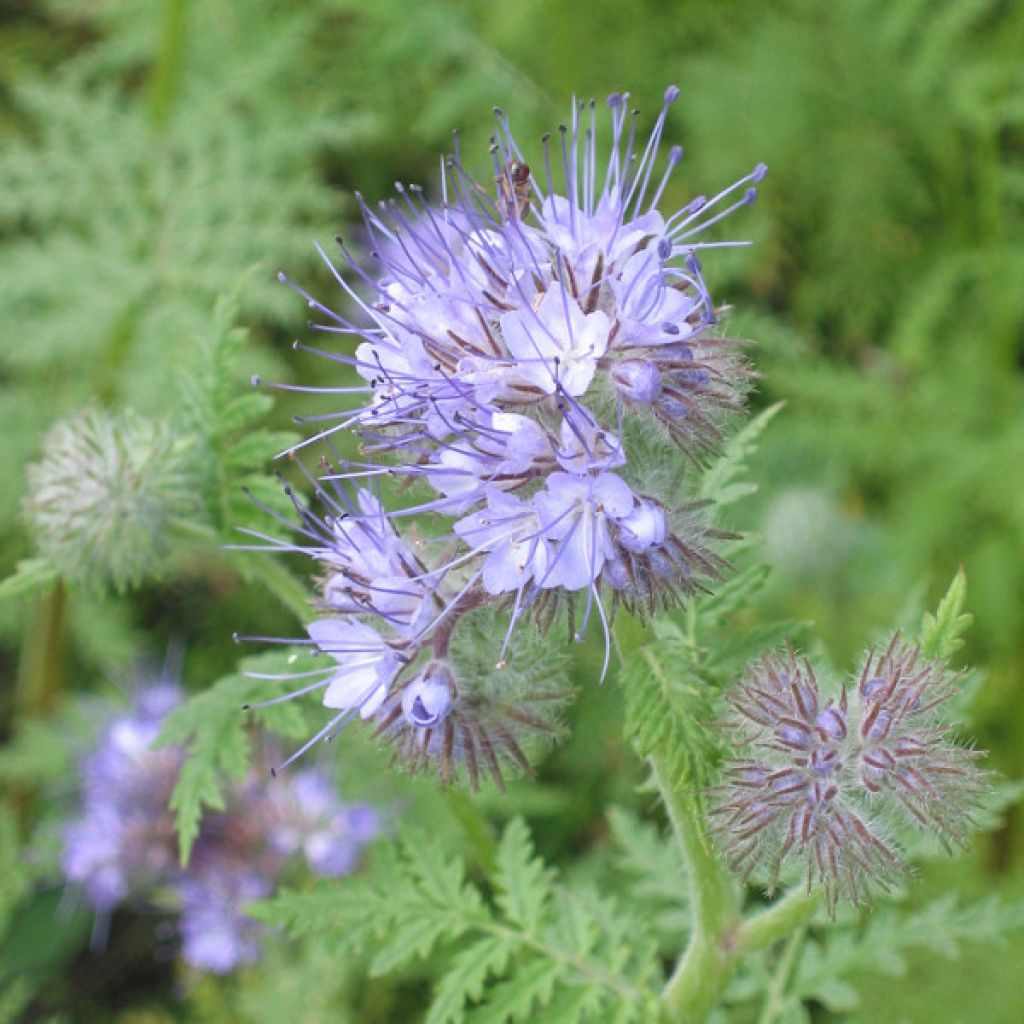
62, 682, 185, 911
246, 87, 761, 779
177, 870, 270, 974
713, 637, 987, 911
62, 678, 379, 970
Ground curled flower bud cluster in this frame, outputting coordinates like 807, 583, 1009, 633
712, 637, 987, 910
62, 682, 379, 972
248, 87, 759, 780
24, 408, 194, 592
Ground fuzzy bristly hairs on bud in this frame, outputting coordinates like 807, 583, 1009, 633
712, 636, 987, 912
244, 87, 762, 775
373, 613, 573, 791
24, 408, 194, 592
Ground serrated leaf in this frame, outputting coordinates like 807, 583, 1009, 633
920, 568, 973, 660
700, 403, 783, 508
540, 984, 606, 1024
469, 956, 563, 1024
219, 393, 276, 434
158, 650, 317, 863
697, 563, 771, 624
225, 431, 300, 470
619, 617, 721, 786
427, 935, 516, 1024
371, 916, 459, 976
494, 819, 553, 933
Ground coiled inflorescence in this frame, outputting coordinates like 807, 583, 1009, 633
246, 87, 762, 783
62, 681, 379, 972
713, 635, 987, 911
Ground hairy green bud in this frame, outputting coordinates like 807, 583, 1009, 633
24, 408, 194, 592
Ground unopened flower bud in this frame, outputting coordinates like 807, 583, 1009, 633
24, 409, 193, 592
618, 500, 668, 553
611, 359, 662, 404
401, 669, 453, 728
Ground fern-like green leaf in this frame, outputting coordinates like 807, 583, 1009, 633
255, 819, 659, 1024
493, 818, 553, 934
426, 935, 516, 1024
700, 403, 784, 509
920, 568, 973, 660
793, 894, 1024, 1012
157, 650, 317, 863
619, 617, 722, 789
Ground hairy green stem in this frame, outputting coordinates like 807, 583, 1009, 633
653, 756, 819, 1022
737, 888, 818, 955
652, 750, 739, 1023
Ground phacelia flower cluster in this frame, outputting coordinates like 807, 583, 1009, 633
62, 681, 379, 972
248, 87, 759, 783
712, 636, 987, 910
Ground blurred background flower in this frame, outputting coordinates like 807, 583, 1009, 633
59, 677, 380, 974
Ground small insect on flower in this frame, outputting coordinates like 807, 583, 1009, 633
496, 158, 531, 223
712, 635, 986, 912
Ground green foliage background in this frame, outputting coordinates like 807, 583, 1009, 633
1, 1, 1022, 1021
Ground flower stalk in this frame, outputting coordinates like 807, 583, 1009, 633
650, 749, 820, 1022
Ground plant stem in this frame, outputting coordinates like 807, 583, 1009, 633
652, 757, 819, 1023
653, 750, 739, 1023
755, 926, 805, 1024
15, 581, 66, 719
737, 888, 818, 955
149, 0, 189, 129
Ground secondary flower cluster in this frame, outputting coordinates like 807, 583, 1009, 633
250, 87, 760, 782
712, 636, 986, 910
62, 681, 379, 972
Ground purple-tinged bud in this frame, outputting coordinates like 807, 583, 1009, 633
401, 670, 453, 729
810, 747, 840, 775
792, 680, 819, 720
862, 706, 892, 744
770, 770, 807, 796
860, 675, 887, 701
815, 706, 847, 740
777, 720, 812, 750
602, 557, 630, 590
612, 359, 662, 404
862, 748, 896, 774
618, 500, 668, 553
